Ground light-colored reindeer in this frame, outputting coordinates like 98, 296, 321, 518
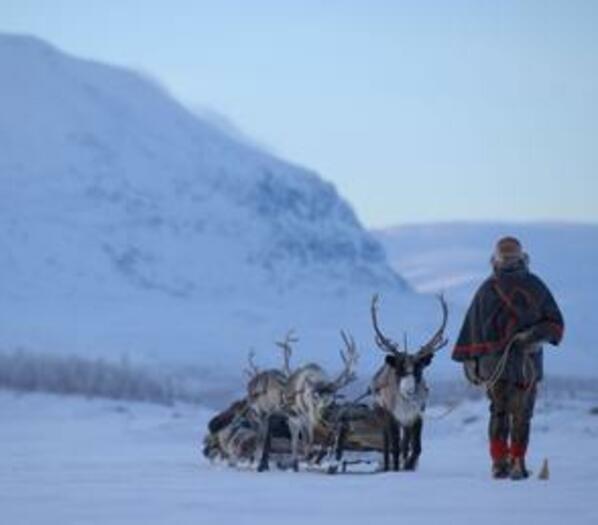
282, 331, 359, 471
254, 331, 359, 472
369, 294, 448, 471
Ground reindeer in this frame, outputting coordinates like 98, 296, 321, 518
245, 332, 297, 471
203, 398, 261, 465
259, 331, 359, 471
368, 294, 448, 471
203, 397, 293, 466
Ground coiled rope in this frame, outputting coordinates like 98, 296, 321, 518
482, 334, 538, 394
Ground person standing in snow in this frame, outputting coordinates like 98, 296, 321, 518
452, 237, 564, 480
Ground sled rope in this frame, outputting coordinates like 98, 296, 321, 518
488, 282, 538, 393
425, 399, 461, 421
481, 335, 537, 394
483, 336, 516, 391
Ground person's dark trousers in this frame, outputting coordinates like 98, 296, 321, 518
487, 380, 537, 462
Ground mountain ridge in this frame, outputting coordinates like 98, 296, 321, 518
0, 33, 413, 377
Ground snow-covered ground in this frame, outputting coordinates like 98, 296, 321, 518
2, 391, 597, 525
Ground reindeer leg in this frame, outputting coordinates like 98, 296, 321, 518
383, 412, 392, 472
391, 417, 400, 471
257, 414, 272, 472
400, 423, 411, 470
253, 419, 264, 469
336, 419, 348, 463
405, 417, 423, 471
327, 418, 348, 474
289, 419, 301, 472
305, 424, 315, 463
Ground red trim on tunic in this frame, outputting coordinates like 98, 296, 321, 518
453, 316, 517, 359
454, 280, 564, 359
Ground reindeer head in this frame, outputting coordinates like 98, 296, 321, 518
371, 294, 448, 401
245, 347, 288, 416
290, 363, 335, 416
244, 330, 300, 415
285, 331, 359, 418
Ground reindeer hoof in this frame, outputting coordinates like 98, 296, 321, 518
292, 460, 299, 472
257, 462, 269, 472
327, 464, 338, 475
404, 460, 418, 471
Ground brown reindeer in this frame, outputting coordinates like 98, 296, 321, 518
368, 294, 448, 471
203, 397, 293, 466
202, 398, 262, 465
330, 295, 448, 472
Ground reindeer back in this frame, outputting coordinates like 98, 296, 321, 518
247, 369, 287, 415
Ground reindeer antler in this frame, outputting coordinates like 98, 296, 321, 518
244, 348, 260, 379
371, 294, 402, 355
275, 330, 298, 377
415, 294, 449, 360
330, 330, 359, 391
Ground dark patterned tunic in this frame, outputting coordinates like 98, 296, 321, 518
452, 266, 564, 383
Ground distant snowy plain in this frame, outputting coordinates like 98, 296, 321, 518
2, 391, 597, 525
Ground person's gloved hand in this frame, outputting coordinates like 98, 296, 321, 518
513, 326, 541, 348
464, 358, 482, 385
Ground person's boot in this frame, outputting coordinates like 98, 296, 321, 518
490, 439, 510, 479
509, 457, 529, 480
492, 458, 511, 479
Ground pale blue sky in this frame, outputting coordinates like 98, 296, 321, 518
1, 0, 596, 227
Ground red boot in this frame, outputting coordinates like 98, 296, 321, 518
509, 442, 529, 480
490, 439, 510, 479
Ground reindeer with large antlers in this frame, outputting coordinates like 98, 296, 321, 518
258, 331, 359, 472
245, 331, 298, 471
368, 294, 448, 471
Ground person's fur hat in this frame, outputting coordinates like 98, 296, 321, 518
491, 236, 529, 270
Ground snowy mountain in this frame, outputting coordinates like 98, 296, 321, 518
374, 222, 598, 377
0, 34, 422, 383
